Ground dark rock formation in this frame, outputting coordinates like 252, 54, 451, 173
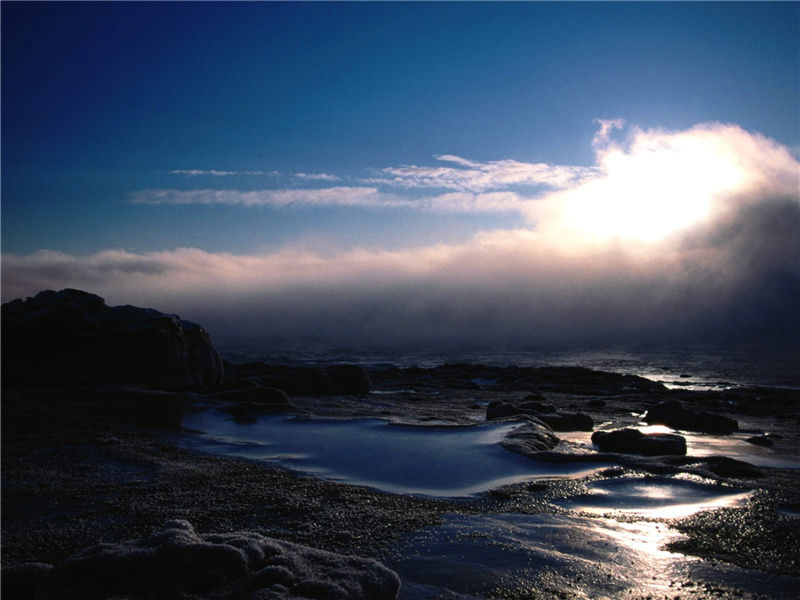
212, 387, 291, 405
643, 399, 738, 433
2, 289, 223, 390
745, 435, 773, 447
700, 456, 765, 479
225, 362, 372, 395
499, 419, 560, 457
537, 413, 594, 432
486, 401, 593, 431
591, 428, 687, 456
21, 519, 400, 600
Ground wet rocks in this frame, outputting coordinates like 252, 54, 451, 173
2, 289, 223, 390
700, 456, 765, 479
486, 401, 593, 431
500, 420, 560, 456
745, 435, 773, 447
224, 363, 372, 395
643, 399, 738, 433
21, 519, 401, 600
591, 428, 687, 456
537, 413, 594, 432
212, 387, 291, 405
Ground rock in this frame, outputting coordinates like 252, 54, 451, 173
219, 401, 298, 417
643, 399, 738, 433
591, 428, 687, 456
486, 402, 592, 431
745, 435, 773, 447
518, 400, 557, 413
323, 364, 373, 395
228, 363, 372, 395
84, 387, 190, 429
212, 387, 291, 405
2, 289, 223, 390
1, 562, 53, 600
486, 401, 524, 420
537, 413, 594, 432
500, 420, 560, 457
33, 520, 401, 600
701, 456, 765, 479
586, 399, 606, 408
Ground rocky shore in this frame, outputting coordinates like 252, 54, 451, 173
3, 291, 800, 599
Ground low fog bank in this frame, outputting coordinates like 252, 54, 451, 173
4, 194, 797, 354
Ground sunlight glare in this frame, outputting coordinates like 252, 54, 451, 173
561, 135, 744, 242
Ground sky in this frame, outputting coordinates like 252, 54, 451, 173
2, 2, 799, 351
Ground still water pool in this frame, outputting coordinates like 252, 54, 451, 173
181, 409, 607, 497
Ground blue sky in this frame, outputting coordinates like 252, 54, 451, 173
3, 2, 797, 255
3, 2, 799, 349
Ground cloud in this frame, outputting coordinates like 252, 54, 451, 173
369, 155, 596, 192
293, 172, 341, 182
170, 170, 273, 176
129, 187, 527, 214
130, 187, 390, 207
5, 122, 799, 350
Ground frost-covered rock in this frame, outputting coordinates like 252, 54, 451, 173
2, 289, 223, 390
30, 520, 400, 600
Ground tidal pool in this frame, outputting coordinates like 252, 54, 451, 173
181, 409, 608, 497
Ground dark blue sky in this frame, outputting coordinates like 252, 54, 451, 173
3, 2, 798, 256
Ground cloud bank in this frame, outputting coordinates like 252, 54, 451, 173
4, 122, 798, 351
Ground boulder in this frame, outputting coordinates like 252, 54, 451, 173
643, 399, 738, 433
591, 428, 687, 456
537, 412, 594, 432
2, 289, 223, 390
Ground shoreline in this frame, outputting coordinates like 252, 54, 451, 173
3, 363, 800, 598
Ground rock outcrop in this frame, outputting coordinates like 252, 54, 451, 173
487, 401, 594, 431
224, 362, 372, 395
2, 289, 224, 390
591, 428, 687, 456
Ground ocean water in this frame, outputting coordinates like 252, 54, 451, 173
217, 342, 800, 391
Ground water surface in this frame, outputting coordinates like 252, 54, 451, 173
182, 410, 607, 497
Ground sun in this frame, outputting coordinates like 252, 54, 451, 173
556, 132, 745, 243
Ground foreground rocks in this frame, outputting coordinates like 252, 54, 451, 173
4, 520, 401, 600
2, 289, 224, 390
644, 399, 738, 433
487, 401, 593, 431
591, 428, 687, 456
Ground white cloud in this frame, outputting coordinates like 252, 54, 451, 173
293, 172, 341, 182
170, 169, 273, 176
130, 187, 391, 207
129, 187, 528, 214
371, 156, 595, 192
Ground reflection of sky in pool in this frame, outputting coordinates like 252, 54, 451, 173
181, 410, 608, 497
555, 476, 752, 518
